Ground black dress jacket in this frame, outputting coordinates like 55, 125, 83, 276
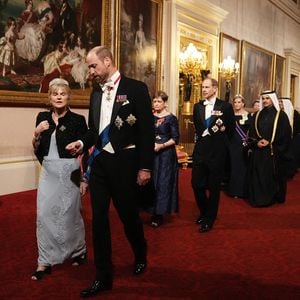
192, 98, 235, 163
82, 75, 155, 171
34, 109, 88, 164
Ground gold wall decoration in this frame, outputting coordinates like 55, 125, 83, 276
179, 36, 209, 114
178, 36, 211, 155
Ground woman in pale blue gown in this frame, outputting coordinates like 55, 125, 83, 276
31, 78, 88, 280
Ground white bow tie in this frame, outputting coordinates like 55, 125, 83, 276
204, 100, 213, 106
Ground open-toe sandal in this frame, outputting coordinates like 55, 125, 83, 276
72, 252, 87, 266
31, 266, 52, 280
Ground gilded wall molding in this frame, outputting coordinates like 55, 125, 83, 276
102, 0, 112, 47
179, 24, 217, 47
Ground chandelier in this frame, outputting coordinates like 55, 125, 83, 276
179, 43, 207, 77
218, 56, 240, 79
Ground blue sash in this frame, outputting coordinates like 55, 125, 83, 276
84, 125, 110, 180
205, 116, 211, 128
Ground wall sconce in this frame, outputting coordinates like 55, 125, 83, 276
219, 56, 240, 102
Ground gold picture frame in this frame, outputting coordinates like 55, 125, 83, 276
240, 41, 275, 107
0, 0, 111, 108
114, 0, 163, 98
273, 54, 285, 98
218, 33, 241, 101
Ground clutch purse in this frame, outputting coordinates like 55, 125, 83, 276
70, 168, 81, 187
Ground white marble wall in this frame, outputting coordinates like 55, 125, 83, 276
210, 0, 300, 56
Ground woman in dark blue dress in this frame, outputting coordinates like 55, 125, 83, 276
228, 94, 250, 198
150, 91, 179, 227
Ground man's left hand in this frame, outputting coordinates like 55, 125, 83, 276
137, 170, 151, 186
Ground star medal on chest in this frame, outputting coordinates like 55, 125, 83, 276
115, 115, 124, 129
215, 118, 223, 126
126, 114, 137, 126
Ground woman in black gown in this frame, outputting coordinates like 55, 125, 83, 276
228, 94, 250, 198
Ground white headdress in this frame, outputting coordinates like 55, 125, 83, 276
280, 97, 294, 129
260, 90, 280, 111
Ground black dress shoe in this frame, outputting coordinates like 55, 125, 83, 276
133, 262, 147, 275
199, 223, 212, 233
80, 280, 112, 298
151, 215, 163, 227
195, 216, 204, 224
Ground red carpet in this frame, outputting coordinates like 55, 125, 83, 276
0, 169, 300, 299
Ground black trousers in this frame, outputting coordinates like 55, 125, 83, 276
274, 178, 287, 203
89, 150, 147, 281
191, 160, 223, 225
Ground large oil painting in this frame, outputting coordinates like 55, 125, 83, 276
240, 41, 275, 107
115, 0, 163, 98
274, 54, 285, 97
218, 33, 240, 102
0, 0, 105, 106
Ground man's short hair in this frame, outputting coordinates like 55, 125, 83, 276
203, 77, 218, 87
91, 46, 114, 62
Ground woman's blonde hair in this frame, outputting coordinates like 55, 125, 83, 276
233, 94, 245, 104
48, 78, 70, 96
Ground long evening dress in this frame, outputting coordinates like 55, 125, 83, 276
151, 114, 179, 215
36, 132, 86, 266
227, 113, 250, 198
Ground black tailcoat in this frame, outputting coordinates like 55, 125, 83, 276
82, 75, 155, 280
192, 98, 235, 224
